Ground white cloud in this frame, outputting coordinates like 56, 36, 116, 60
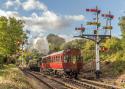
65, 15, 84, 21
4, 0, 47, 11
0, 9, 20, 18
22, 11, 85, 33
22, 0, 47, 11
0, 9, 84, 34
5, 0, 21, 9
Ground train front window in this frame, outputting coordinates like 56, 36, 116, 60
76, 55, 83, 61
71, 55, 82, 62
72, 56, 76, 63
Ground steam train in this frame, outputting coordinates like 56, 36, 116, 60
40, 49, 83, 78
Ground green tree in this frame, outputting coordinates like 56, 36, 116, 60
0, 16, 26, 65
100, 37, 122, 61
119, 16, 125, 49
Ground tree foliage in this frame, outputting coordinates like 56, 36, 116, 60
47, 34, 65, 52
119, 16, 125, 49
0, 16, 26, 64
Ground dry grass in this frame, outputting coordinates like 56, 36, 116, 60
0, 64, 34, 89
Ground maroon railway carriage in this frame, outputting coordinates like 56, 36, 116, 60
40, 49, 83, 78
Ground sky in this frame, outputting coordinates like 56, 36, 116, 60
0, 0, 124, 41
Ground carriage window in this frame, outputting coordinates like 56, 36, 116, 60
53, 57, 54, 62
56, 56, 58, 62
48, 58, 50, 63
51, 57, 53, 62
53, 56, 56, 62
59, 56, 61, 61
55, 56, 57, 62
55, 56, 56, 62
56, 56, 58, 61
60, 56, 63, 61
61, 56, 62, 60
57, 56, 59, 61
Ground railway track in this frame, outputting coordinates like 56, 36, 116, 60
35, 72, 122, 89
34, 72, 81, 89
23, 70, 72, 89
79, 78, 122, 89
20, 68, 122, 89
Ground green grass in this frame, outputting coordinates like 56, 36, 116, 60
0, 64, 34, 89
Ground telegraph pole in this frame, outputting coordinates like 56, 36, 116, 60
75, 6, 114, 79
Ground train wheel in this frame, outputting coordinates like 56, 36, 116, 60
69, 72, 74, 79
74, 72, 78, 79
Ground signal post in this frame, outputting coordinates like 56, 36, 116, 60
75, 6, 114, 79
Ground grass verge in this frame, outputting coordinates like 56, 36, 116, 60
0, 64, 34, 89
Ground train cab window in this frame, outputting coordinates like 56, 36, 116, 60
72, 56, 77, 63
76, 56, 80, 60
76, 56, 83, 61
64, 55, 71, 62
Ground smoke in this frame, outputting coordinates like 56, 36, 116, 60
32, 37, 49, 55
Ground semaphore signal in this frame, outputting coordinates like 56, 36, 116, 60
74, 6, 114, 79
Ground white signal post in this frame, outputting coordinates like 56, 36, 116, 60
95, 6, 101, 77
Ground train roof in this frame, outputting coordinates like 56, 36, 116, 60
42, 49, 80, 59
49, 50, 64, 56
42, 50, 64, 59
